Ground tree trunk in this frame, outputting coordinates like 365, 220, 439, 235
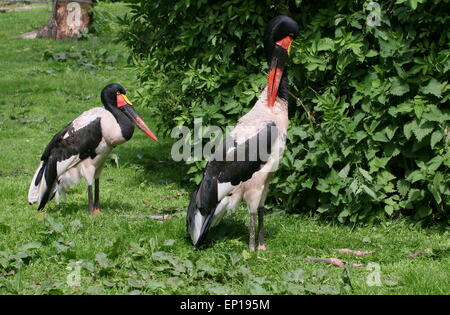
35, 0, 93, 40
35, 0, 57, 39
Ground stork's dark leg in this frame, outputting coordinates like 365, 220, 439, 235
257, 206, 266, 251
87, 185, 94, 214
93, 178, 101, 214
249, 212, 257, 251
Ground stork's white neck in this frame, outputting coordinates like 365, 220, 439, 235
256, 87, 288, 113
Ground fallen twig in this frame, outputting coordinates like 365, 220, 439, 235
282, 255, 364, 267
287, 257, 365, 267
405, 248, 433, 260
305, 257, 365, 267
118, 214, 172, 221
304, 257, 346, 267
334, 248, 375, 256
257, 256, 268, 262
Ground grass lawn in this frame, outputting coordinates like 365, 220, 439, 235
0, 3, 449, 295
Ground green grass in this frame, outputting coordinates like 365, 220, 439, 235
0, 3, 449, 295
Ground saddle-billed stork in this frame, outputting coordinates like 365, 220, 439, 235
28, 83, 158, 214
187, 16, 299, 250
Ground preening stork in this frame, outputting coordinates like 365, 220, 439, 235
28, 83, 158, 214
186, 16, 299, 250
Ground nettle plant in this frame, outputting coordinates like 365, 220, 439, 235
120, 0, 450, 223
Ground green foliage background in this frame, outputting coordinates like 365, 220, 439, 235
119, 0, 450, 223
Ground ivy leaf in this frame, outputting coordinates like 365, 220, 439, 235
338, 164, 351, 179
403, 119, 418, 140
20, 242, 42, 251
385, 205, 394, 216
407, 170, 424, 183
317, 38, 334, 51
163, 239, 176, 247
421, 78, 444, 98
338, 209, 350, 218
402, 0, 425, 10
95, 252, 110, 269
282, 269, 305, 283
407, 189, 425, 204
397, 180, 410, 197
430, 172, 444, 204
408, 0, 419, 9
384, 125, 398, 141
248, 282, 269, 295
413, 121, 434, 142
370, 157, 391, 173
361, 184, 377, 200
372, 131, 389, 142
389, 77, 410, 96
45, 215, 64, 231
358, 168, 373, 182
422, 106, 446, 123
384, 143, 401, 157
427, 156, 443, 172
430, 130, 443, 149
69, 219, 83, 232
365, 50, 378, 58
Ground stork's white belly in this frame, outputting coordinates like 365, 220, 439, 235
57, 138, 112, 189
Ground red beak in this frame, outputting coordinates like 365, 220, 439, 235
267, 36, 293, 107
135, 116, 158, 142
268, 66, 284, 108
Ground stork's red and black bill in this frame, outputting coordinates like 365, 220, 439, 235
116, 93, 158, 142
267, 35, 293, 107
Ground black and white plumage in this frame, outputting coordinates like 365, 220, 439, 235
28, 83, 158, 214
187, 16, 299, 250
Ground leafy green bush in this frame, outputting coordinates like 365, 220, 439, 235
119, 0, 450, 223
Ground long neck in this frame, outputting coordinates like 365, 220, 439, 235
277, 70, 289, 103
106, 104, 135, 141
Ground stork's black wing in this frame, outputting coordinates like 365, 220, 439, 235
30, 118, 103, 210
187, 122, 279, 245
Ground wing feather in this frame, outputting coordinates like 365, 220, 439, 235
28, 115, 103, 210
186, 122, 278, 245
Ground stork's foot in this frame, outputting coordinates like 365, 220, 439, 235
257, 244, 267, 251
88, 208, 101, 216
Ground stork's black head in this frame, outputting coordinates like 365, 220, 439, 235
264, 15, 299, 62
264, 16, 299, 107
100, 83, 158, 142
101, 83, 127, 107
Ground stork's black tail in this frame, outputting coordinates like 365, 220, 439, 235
28, 158, 57, 210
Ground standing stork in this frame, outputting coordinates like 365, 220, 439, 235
28, 83, 158, 214
187, 16, 299, 250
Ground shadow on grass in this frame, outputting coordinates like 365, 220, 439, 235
190, 212, 282, 249
44, 199, 143, 216
113, 139, 192, 190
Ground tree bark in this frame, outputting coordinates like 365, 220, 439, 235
35, 0, 57, 39
34, 0, 93, 40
